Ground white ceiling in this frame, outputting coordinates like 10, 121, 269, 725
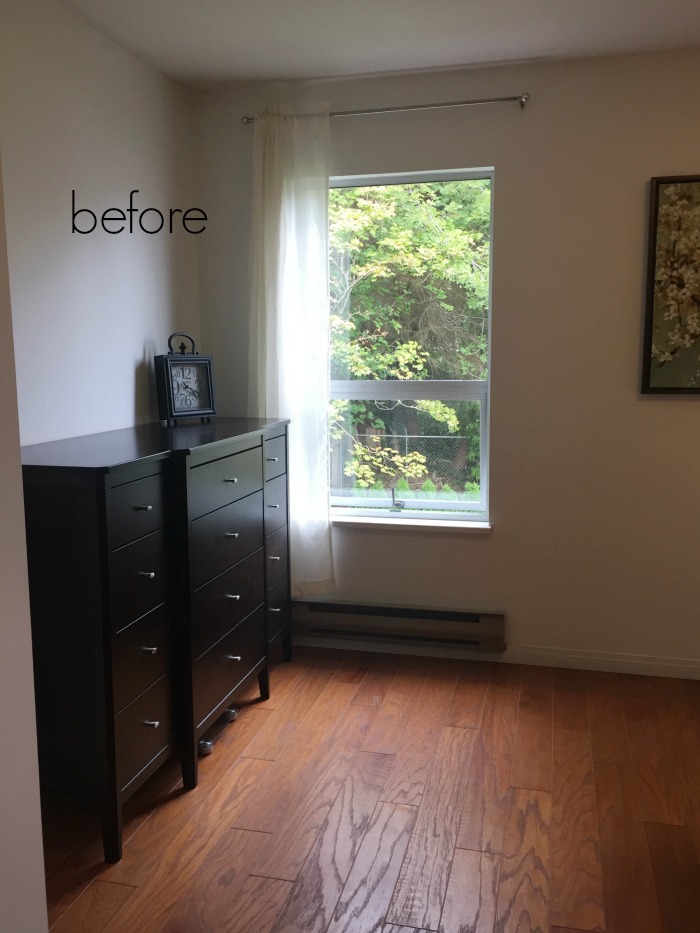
55, 0, 700, 86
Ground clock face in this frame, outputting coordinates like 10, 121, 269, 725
169, 361, 212, 413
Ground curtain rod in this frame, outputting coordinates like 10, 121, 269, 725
241, 93, 529, 125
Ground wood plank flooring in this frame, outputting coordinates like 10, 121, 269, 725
41, 646, 700, 933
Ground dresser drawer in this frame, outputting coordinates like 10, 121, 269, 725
115, 674, 172, 793
191, 549, 265, 659
265, 525, 288, 588
112, 604, 170, 712
267, 576, 290, 642
109, 530, 168, 632
263, 434, 287, 480
188, 445, 262, 519
264, 474, 288, 535
193, 606, 266, 729
108, 472, 164, 549
190, 491, 264, 590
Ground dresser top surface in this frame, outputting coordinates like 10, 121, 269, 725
21, 417, 289, 472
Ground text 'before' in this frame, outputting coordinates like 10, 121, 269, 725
72, 190, 207, 234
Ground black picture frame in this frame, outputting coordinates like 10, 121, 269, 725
154, 352, 216, 422
642, 175, 700, 393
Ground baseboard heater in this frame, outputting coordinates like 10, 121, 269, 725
291, 598, 505, 653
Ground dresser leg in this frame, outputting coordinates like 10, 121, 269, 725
258, 666, 270, 701
102, 807, 123, 863
282, 628, 293, 662
182, 743, 198, 789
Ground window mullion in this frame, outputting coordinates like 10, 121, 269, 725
330, 379, 487, 401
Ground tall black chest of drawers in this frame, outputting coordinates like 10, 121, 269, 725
263, 432, 293, 662
175, 422, 291, 786
21, 417, 290, 862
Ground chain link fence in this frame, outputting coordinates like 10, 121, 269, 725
331, 432, 481, 500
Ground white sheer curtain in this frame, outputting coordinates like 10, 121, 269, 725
249, 107, 335, 596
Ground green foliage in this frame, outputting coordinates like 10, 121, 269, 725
330, 179, 490, 491
421, 477, 437, 493
395, 476, 411, 492
415, 400, 459, 432
330, 180, 490, 383
441, 482, 454, 494
344, 437, 428, 489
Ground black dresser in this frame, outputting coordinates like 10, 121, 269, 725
21, 417, 290, 862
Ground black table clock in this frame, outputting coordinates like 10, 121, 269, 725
154, 333, 216, 423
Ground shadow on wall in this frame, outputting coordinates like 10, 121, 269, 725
137, 341, 158, 424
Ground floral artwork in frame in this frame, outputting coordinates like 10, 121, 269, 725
642, 175, 700, 392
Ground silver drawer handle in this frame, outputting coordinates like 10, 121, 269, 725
224, 477, 238, 483
134, 505, 153, 512
225, 532, 240, 538
269, 608, 281, 613
225, 655, 242, 661
143, 720, 160, 728
139, 571, 156, 579
268, 556, 281, 562
225, 594, 241, 600
141, 646, 158, 655
267, 504, 280, 509
266, 457, 279, 462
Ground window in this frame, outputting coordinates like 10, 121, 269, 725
329, 170, 492, 522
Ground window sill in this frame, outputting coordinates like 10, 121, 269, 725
331, 514, 492, 534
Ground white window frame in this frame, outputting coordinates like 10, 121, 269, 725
329, 169, 493, 524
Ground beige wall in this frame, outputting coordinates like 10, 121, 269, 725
195, 50, 700, 676
0, 0, 201, 445
0, 151, 47, 931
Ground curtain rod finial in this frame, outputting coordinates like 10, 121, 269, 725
242, 115, 254, 125
518, 94, 530, 109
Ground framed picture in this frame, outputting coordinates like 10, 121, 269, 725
642, 175, 700, 393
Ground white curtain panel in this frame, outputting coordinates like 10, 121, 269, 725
249, 108, 335, 596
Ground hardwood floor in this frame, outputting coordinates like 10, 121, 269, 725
41, 646, 700, 933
